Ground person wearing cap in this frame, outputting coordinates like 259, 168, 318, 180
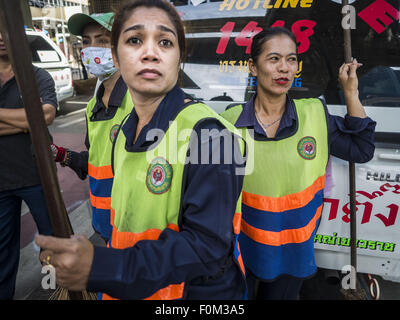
51, 12, 133, 244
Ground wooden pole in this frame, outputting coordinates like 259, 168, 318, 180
341, 0, 357, 290
0, 0, 73, 238
0, 0, 83, 300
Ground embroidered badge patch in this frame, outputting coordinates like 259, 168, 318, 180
297, 136, 317, 160
146, 157, 173, 194
109, 124, 120, 143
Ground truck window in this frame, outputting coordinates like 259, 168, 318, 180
177, 0, 400, 108
27, 34, 62, 63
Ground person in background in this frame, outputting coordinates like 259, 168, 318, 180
36, 0, 247, 300
0, 30, 56, 299
51, 12, 133, 244
220, 27, 376, 300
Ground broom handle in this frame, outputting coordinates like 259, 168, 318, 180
0, 0, 84, 301
342, 0, 357, 289
0, 0, 73, 238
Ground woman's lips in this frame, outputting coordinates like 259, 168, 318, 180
138, 69, 161, 79
275, 78, 289, 85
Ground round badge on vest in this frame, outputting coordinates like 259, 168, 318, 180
297, 136, 317, 160
146, 157, 173, 194
109, 124, 120, 143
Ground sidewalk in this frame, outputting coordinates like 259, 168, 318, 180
14, 199, 105, 300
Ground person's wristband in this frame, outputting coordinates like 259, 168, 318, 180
55, 146, 66, 162
60, 150, 72, 167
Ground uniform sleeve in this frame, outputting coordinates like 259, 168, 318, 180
68, 151, 89, 180
323, 100, 376, 163
87, 119, 245, 299
34, 67, 58, 110
67, 119, 89, 180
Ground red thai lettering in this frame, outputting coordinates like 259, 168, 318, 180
375, 204, 399, 227
342, 201, 373, 224
356, 190, 383, 200
358, 0, 400, 34
324, 198, 340, 221
379, 183, 400, 194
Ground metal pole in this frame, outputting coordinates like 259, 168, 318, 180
341, 0, 357, 290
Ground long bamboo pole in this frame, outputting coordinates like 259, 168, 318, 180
0, 0, 83, 300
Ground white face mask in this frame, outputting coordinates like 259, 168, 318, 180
81, 47, 117, 82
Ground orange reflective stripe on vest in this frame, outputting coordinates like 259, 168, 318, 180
102, 209, 184, 300
102, 283, 185, 301
242, 174, 325, 213
88, 163, 114, 180
241, 204, 323, 247
233, 212, 242, 235
110, 209, 180, 249
232, 212, 245, 275
90, 192, 111, 210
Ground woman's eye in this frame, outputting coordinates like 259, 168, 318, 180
98, 39, 110, 44
127, 37, 141, 45
160, 39, 173, 47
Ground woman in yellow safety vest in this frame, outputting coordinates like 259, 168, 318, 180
220, 27, 376, 300
51, 12, 133, 244
36, 0, 247, 300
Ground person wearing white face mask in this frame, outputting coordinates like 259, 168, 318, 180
51, 12, 134, 245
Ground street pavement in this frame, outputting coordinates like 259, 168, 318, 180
12, 93, 400, 301
15, 199, 106, 300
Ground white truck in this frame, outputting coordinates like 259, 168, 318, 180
173, 0, 400, 298
26, 29, 74, 110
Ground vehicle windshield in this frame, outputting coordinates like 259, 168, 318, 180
27, 34, 62, 63
175, 0, 400, 108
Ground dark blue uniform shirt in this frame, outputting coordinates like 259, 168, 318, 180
87, 86, 246, 300
235, 94, 376, 163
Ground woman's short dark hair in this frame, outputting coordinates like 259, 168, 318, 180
250, 27, 297, 63
111, 0, 186, 62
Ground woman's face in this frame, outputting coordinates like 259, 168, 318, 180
82, 24, 111, 49
113, 7, 180, 99
249, 35, 298, 98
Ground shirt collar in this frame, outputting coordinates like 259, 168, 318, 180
122, 85, 186, 150
235, 93, 297, 137
91, 76, 127, 114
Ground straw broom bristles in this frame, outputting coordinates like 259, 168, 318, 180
49, 286, 98, 300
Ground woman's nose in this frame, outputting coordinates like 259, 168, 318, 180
278, 59, 289, 72
141, 40, 159, 62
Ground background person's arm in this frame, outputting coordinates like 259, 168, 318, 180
0, 103, 56, 129
0, 120, 24, 136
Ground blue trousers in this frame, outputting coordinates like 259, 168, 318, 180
0, 184, 53, 299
